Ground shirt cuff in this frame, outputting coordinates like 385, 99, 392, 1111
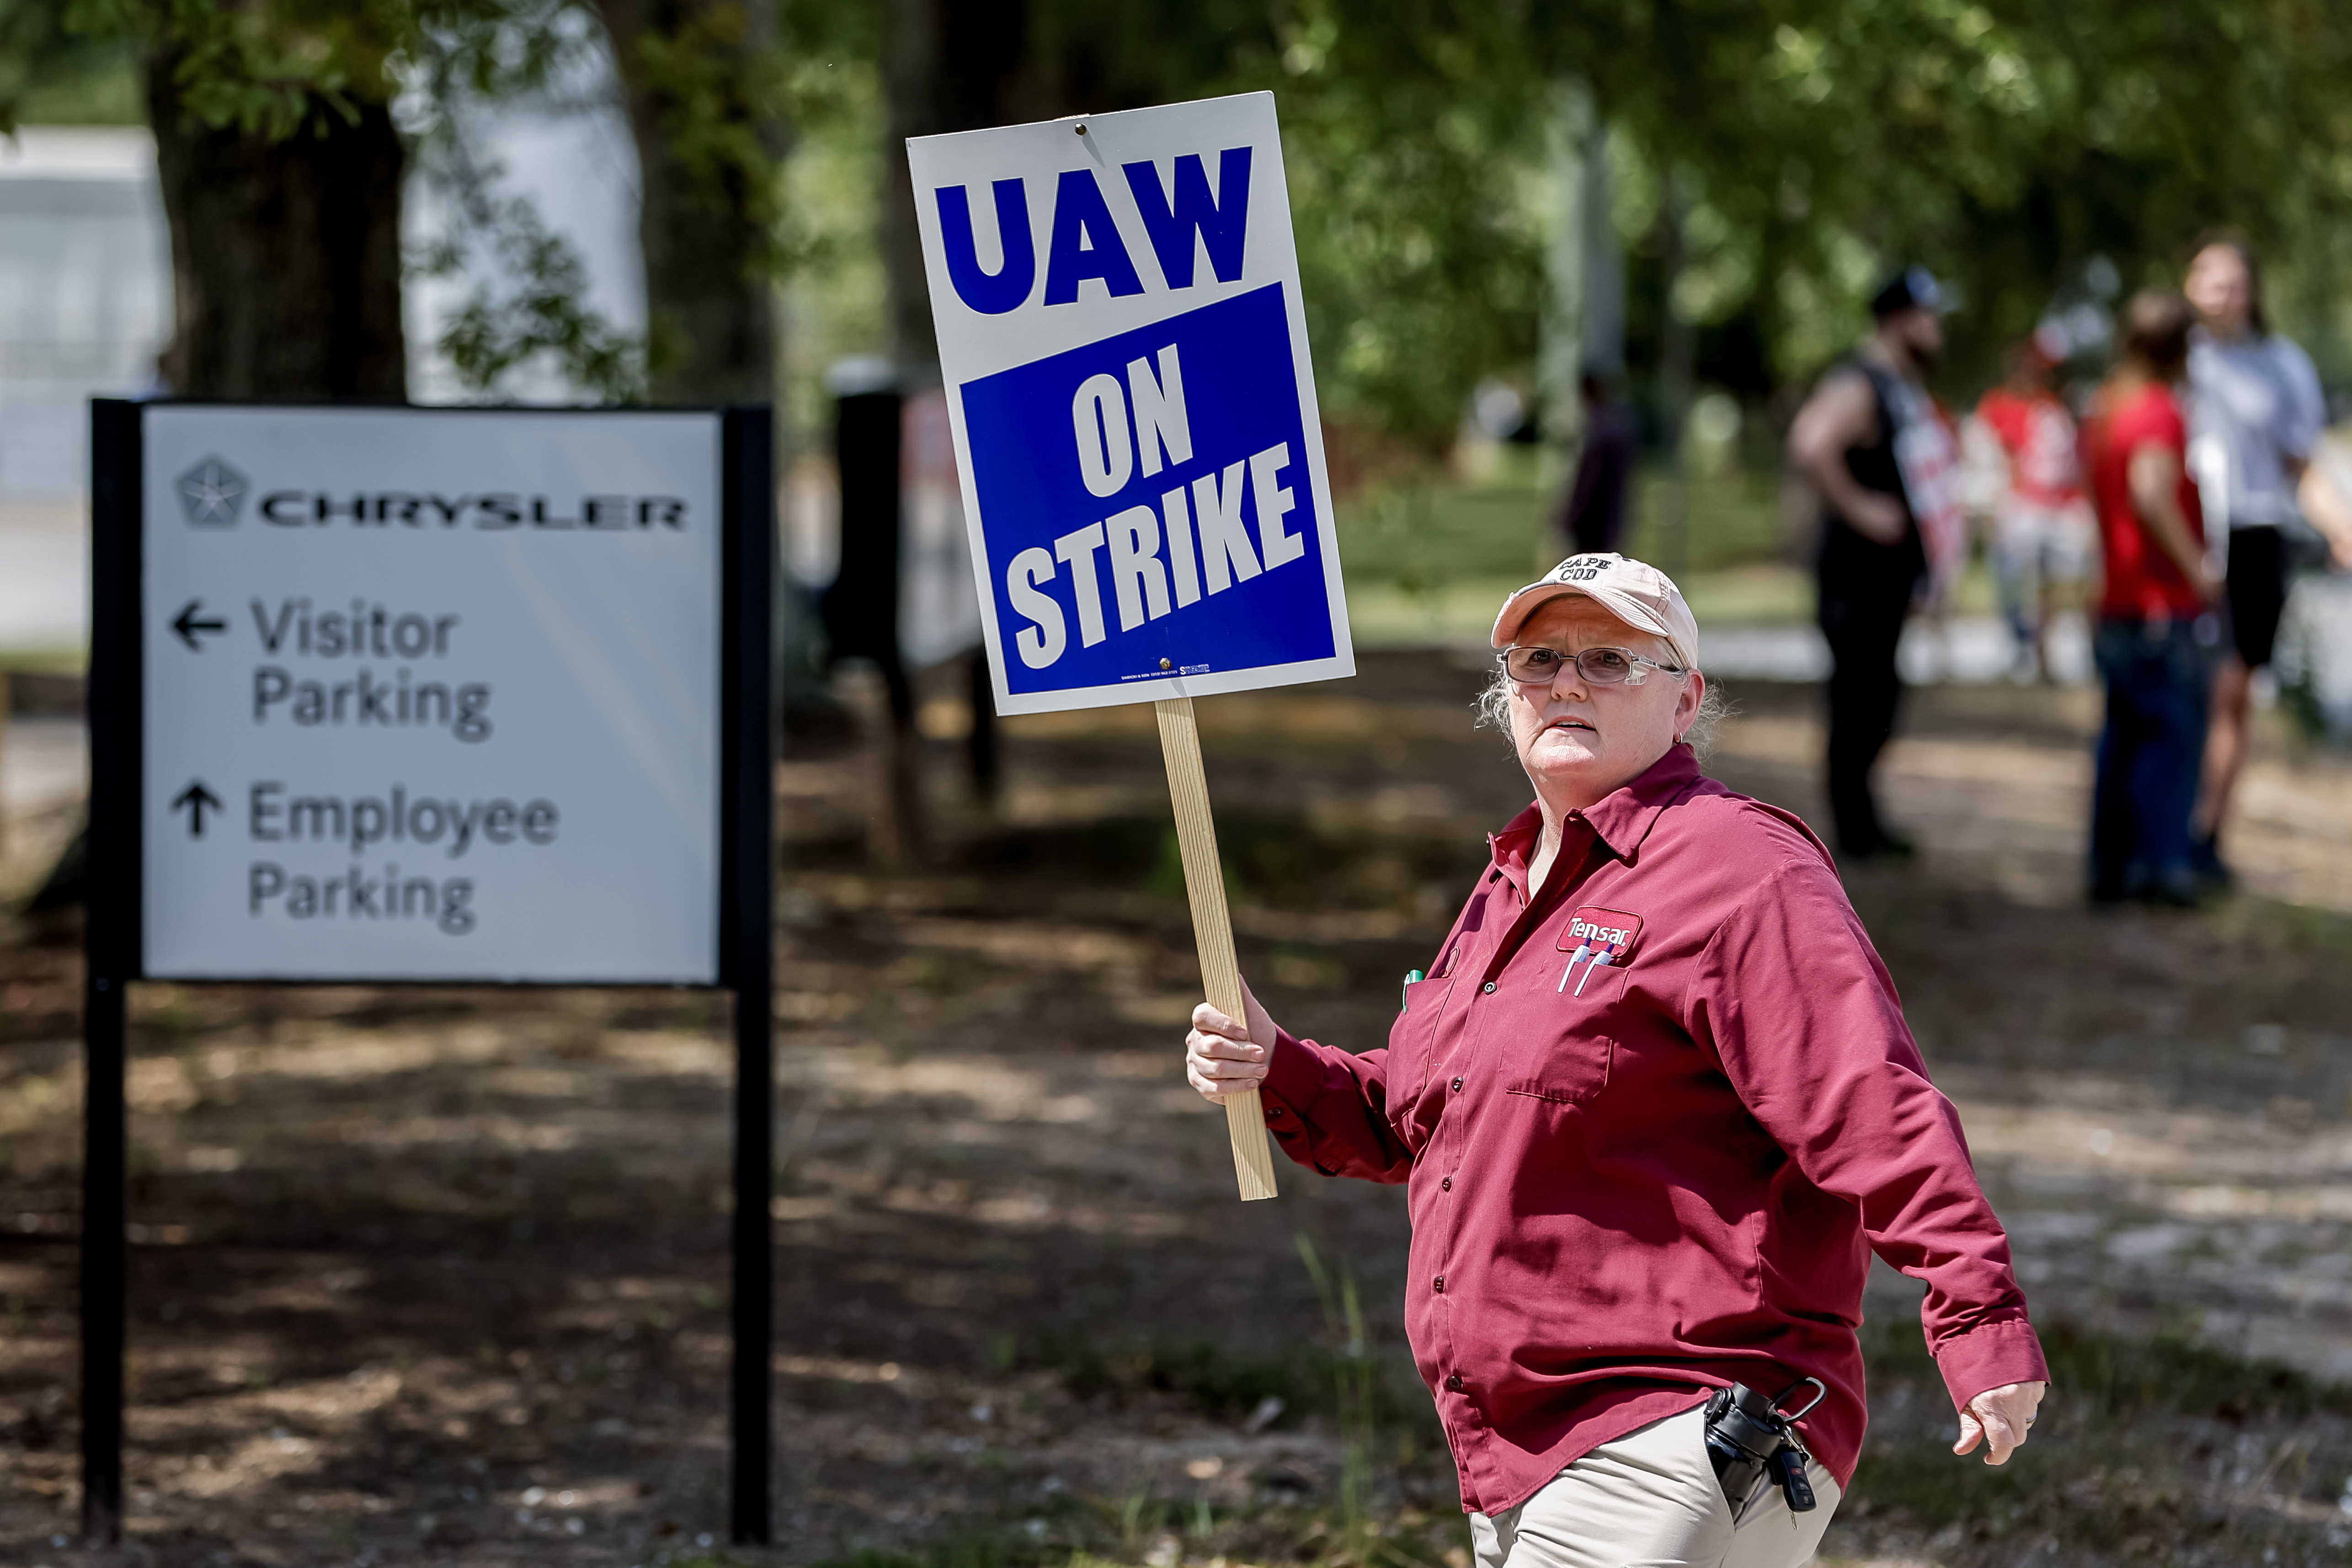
1261, 1028, 1328, 1110
1932, 1317, 2051, 1413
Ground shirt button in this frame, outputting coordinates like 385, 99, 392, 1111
1266, 1107, 1283, 1118
1482, 981, 1497, 994
1450, 1076, 1463, 1092
1440, 1176, 1453, 1191
1433, 1275, 1445, 1293
1444, 1374, 1464, 1392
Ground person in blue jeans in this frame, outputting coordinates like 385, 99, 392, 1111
2081, 292, 2224, 905
2090, 622, 2215, 905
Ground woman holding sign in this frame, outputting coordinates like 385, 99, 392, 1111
1184, 553, 2048, 1568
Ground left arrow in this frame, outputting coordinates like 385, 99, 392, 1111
172, 780, 222, 838
171, 599, 228, 651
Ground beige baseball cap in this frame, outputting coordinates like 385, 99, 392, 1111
1490, 552, 1700, 669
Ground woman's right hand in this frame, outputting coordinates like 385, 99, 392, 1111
1186, 977, 1277, 1105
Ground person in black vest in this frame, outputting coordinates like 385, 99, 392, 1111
1786, 267, 1952, 859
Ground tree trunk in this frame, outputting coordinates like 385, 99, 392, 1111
597, 0, 781, 405
1656, 174, 1694, 579
146, 49, 406, 400
883, 0, 1029, 385
875, 0, 1027, 816
33, 48, 411, 921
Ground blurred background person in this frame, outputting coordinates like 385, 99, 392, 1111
1557, 367, 1638, 555
1966, 329, 2094, 682
2083, 292, 2220, 907
2183, 235, 2352, 885
1786, 267, 1958, 860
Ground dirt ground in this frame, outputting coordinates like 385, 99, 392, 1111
5, 652, 2352, 1568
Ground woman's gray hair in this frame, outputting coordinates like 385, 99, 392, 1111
1475, 661, 1729, 757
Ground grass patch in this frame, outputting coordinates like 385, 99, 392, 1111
2217, 896, 2352, 1020
1037, 1334, 1432, 1440
1866, 1315, 2352, 1428
1845, 1440, 2217, 1549
2042, 1322, 2352, 1426
1333, 454, 1797, 648
811, 1494, 1475, 1568
814, 1510, 1469, 1568
1851, 1315, 2352, 1560
819, 1535, 1057, 1568
1335, 459, 1791, 590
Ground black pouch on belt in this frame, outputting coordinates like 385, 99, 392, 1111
1701, 1379, 1824, 1515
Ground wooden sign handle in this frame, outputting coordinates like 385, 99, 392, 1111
1155, 697, 1280, 1202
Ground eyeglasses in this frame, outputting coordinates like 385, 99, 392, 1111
1499, 645, 1686, 687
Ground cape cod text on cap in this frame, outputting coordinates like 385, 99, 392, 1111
1490, 553, 1701, 671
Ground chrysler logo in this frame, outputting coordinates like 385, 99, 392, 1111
176, 456, 248, 526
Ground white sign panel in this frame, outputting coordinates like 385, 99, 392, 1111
908, 91, 1352, 716
140, 406, 723, 983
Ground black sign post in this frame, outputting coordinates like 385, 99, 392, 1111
79, 401, 776, 1546
82, 397, 141, 1546
720, 408, 778, 1545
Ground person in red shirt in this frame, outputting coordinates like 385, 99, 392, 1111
1184, 552, 2049, 1568
2081, 292, 2223, 906
1968, 332, 2094, 679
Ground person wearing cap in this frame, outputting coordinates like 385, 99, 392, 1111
1787, 265, 1965, 859
1184, 551, 2048, 1568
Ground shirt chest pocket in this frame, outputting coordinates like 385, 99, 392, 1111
1391, 973, 1455, 1067
1504, 1029, 1614, 1104
1391, 965, 1463, 1123
1547, 949, 1633, 1007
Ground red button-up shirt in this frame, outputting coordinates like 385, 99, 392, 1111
1258, 745, 2047, 1513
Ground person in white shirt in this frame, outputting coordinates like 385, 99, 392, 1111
2183, 237, 2352, 883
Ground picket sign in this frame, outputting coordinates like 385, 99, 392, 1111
908, 91, 1352, 1200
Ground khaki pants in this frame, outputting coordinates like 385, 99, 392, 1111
1468, 1407, 1841, 1568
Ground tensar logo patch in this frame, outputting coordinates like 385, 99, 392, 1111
1556, 906, 1643, 995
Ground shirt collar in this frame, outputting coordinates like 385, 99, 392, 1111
1486, 744, 1708, 890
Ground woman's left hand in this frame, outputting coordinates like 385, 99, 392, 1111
1953, 1381, 2046, 1465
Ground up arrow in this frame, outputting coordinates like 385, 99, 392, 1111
171, 599, 228, 651
172, 780, 223, 838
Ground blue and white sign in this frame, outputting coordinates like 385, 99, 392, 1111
909, 91, 1352, 715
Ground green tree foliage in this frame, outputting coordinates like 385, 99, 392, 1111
1572, 0, 2352, 386
26, 0, 651, 400
862, 0, 2352, 439
0, 0, 141, 126
854, 0, 1550, 446
595, 0, 791, 402
1235, 7, 1546, 448
401, 5, 654, 400
64, 0, 424, 139
18, 1, 2352, 422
